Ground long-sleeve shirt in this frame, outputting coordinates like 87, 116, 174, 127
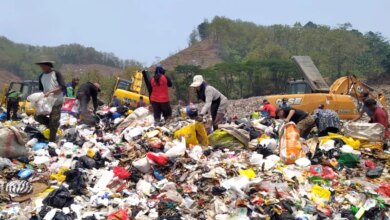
200, 85, 228, 115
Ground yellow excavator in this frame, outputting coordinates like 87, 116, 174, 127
1, 80, 40, 115
266, 56, 386, 120
111, 70, 150, 106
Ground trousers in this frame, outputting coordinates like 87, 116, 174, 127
35, 104, 62, 142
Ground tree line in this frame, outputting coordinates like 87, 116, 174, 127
0, 36, 141, 79
174, 16, 390, 101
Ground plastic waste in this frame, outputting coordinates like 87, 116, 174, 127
132, 157, 151, 173
279, 122, 305, 164
113, 166, 131, 180
4, 180, 33, 195
376, 183, 390, 197
64, 169, 87, 195
364, 160, 376, 169
295, 157, 311, 167
33, 142, 47, 151
146, 152, 168, 165
338, 153, 360, 168
188, 145, 203, 161
164, 137, 186, 158
366, 167, 384, 178
211, 186, 227, 196
0, 157, 13, 170
311, 184, 331, 201
42, 187, 74, 208
238, 168, 256, 179
136, 179, 152, 196
107, 209, 129, 220
17, 168, 33, 179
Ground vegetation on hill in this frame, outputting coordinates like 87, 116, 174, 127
0, 36, 141, 79
169, 17, 390, 101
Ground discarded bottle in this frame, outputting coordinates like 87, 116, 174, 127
153, 170, 165, 181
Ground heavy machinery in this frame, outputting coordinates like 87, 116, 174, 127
1, 80, 40, 115
266, 56, 386, 120
112, 70, 150, 106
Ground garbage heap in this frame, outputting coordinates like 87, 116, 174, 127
0, 106, 389, 220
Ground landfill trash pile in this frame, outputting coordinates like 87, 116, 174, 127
0, 105, 389, 220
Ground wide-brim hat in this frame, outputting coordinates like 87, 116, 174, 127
190, 75, 204, 87
35, 60, 55, 67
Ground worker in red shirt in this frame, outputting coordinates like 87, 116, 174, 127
364, 98, 390, 138
260, 99, 276, 118
149, 65, 173, 124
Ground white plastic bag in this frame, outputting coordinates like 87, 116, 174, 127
28, 92, 56, 115
132, 157, 151, 173
165, 137, 186, 158
343, 122, 385, 142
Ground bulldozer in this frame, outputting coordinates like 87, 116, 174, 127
1, 80, 40, 115
266, 56, 386, 120
111, 70, 150, 106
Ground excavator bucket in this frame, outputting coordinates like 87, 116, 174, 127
291, 56, 330, 93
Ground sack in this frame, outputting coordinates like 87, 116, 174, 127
279, 122, 305, 164
174, 122, 208, 146
0, 126, 28, 159
61, 98, 77, 112
343, 122, 385, 142
208, 129, 245, 150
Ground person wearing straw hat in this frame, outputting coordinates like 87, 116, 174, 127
190, 75, 228, 130
35, 60, 66, 142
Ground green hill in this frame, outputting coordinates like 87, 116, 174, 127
166, 16, 390, 100
0, 36, 140, 79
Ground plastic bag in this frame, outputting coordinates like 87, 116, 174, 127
338, 153, 359, 168
113, 166, 131, 180
61, 98, 77, 112
28, 93, 57, 115
146, 152, 168, 165
174, 122, 208, 146
165, 137, 186, 158
27, 92, 44, 103
0, 126, 28, 159
107, 209, 129, 220
42, 187, 74, 208
279, 122, 305, 164
208, 130, 245, 149
0, 157, 13, 170
366, 167, 384, 178
343, 122, 385, 142
64, 169, 87, 195
320, 133, 360, 150
132, 157, 151, 173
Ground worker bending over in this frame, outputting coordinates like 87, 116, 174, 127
190, 75, 228, 130
76, 82, 100, 121
276, 107, 315, 138
364, 98, 390, 138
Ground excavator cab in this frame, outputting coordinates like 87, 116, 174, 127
112, 71, 150, 107
1, 80, 40, 115
286, 79, 313, 94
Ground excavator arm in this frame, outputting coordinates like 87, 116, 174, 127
330, 75, 387, 107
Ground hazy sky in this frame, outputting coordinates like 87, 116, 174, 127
0, 0, 388, 65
